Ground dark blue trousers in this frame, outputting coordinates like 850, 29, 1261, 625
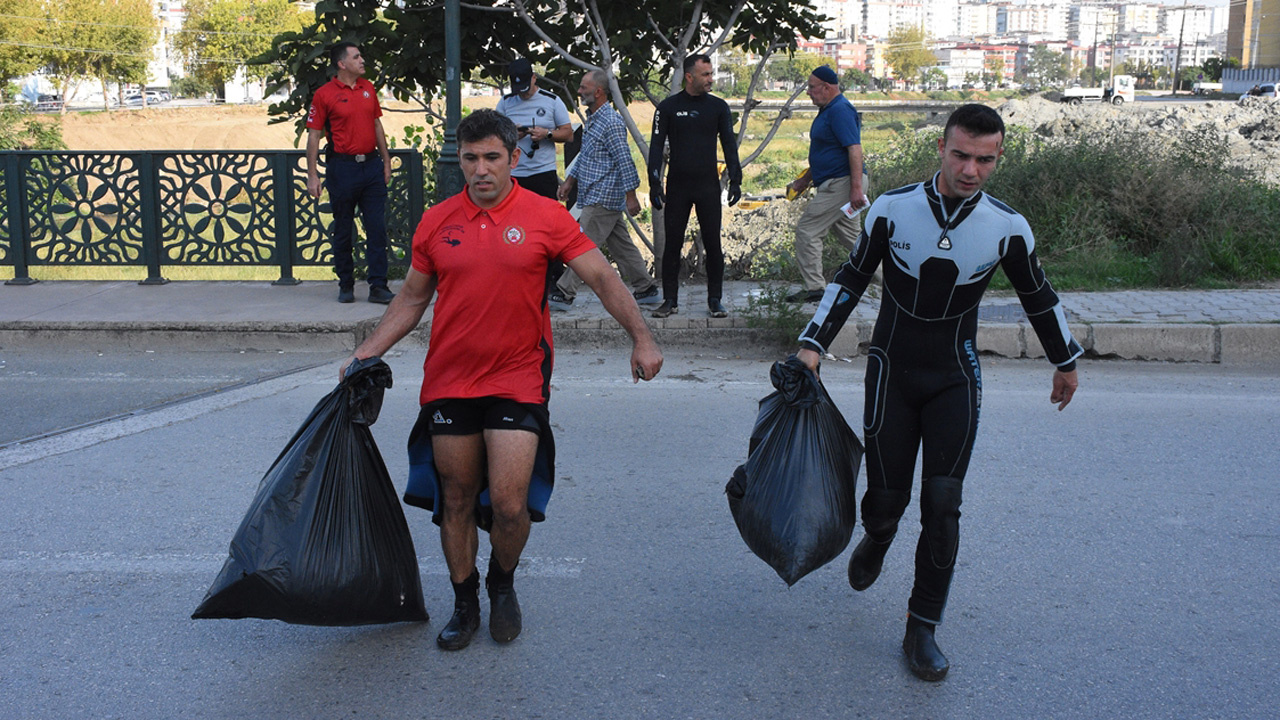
326, 156, 389, 289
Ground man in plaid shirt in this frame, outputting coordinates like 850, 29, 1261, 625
551, 69, 659, 309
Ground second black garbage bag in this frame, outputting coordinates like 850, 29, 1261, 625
727, 356, 864, 586
192, 357, 428, 625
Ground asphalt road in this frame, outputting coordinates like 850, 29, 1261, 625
0, 347, 347, 446
0, 349, 1276, 718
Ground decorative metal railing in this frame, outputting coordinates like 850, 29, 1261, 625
1, 149, 425, 285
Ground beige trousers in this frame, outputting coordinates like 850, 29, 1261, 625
556, 204, 655, 298
794, 173, 869, 292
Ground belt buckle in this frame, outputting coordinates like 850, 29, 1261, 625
354, 153, 367, 162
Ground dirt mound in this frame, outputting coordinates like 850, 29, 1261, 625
995, 95, 1280, 185
58, 102, 442, 151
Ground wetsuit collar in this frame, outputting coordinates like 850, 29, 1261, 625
924, 172, 981, 231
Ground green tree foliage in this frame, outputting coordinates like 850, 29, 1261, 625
1022, 45, 1069, 88
840, 67, 872, 90
918, 66, 947, 90
175, 0, 304, 92
982, 55, 1005, 89
767, 50, 830, 85
0, 103, 65, 148
883, 25, 935, 87
1199, 56, 1238, 82
0, 0, 42, 99
35, 0, 157, 112
256, 0, 824, 164
90, 0, 158, 109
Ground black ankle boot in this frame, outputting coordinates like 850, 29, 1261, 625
902, 617, 949, 681
486, 557, 522, 643
437, 569, 480, 651
847, 534, 892, 591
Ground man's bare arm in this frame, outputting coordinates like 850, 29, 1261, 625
338, 267, 437, 379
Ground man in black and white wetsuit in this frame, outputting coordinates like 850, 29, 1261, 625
796, 104, 1082, 682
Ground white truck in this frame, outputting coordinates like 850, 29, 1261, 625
1192, 81, 1223, 95
1061, 75, 1135, 105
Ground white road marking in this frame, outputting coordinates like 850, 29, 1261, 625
0, 366, 333, 471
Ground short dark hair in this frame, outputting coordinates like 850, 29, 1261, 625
330, 42, 359, 68
683, 54, 712, 74
944, 103, 1005, 142
457, 109, 518, 155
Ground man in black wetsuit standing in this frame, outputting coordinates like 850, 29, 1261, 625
796, 104, 1081, 682
648, 54, 742, 319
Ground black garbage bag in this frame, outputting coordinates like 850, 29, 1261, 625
726, 356, 864, 586
192, 357, 428, 625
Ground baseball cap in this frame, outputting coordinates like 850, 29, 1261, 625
508, 58, 533, 93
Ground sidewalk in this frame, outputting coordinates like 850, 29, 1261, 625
2, 280, 1278, 363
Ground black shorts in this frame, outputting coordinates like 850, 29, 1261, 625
423, 397, 542, 436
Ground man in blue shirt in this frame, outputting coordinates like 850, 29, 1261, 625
551, 69, 658, 308
785, 65, 869, 303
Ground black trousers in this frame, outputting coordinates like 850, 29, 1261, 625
661, 175, 723, 304
861, 310, 980, 624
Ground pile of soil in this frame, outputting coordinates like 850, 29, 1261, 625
994, 95, 1280, 186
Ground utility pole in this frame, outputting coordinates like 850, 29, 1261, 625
1172, 0, 1189, 94
434, 0, 464, 202
1110, 11, 1118, 83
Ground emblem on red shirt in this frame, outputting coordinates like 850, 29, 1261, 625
362, 90, 370, 98
503, 226, 526, 245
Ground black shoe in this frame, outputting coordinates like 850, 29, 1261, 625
651, 299, 678, 318
633, 285, 661, 304
368, 285, 395, 304
848, 535, 891, 591
903, 622, 949, 681
486, 579, 522, 643
337, 287, 355, 304
707, 298, 728, 318
785, 289, 825, 303
549, 291, 574, 311
436, 600, 481, 651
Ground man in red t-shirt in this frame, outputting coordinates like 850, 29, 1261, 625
341, 109, 663, 651
306, 42, 395, 305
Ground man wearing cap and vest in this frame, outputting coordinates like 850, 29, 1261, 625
785, 64, 869, 304
306, 41, 395, 305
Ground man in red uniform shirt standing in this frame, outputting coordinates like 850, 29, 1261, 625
341, 109, 663, 650
306, 42, 395, 305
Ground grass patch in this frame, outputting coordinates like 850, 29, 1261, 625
741, 283, 810, 345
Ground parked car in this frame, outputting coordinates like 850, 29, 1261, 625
145, 87, 172, 102
34, 93, 63, 112
123, 90, 164, 106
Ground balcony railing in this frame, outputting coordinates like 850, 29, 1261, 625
0, 149, 426, 285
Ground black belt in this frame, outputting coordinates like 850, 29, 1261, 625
328, 152, 380, 163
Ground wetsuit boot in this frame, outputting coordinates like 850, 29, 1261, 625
903, 614, 949, 681
848, 534, 893, 591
